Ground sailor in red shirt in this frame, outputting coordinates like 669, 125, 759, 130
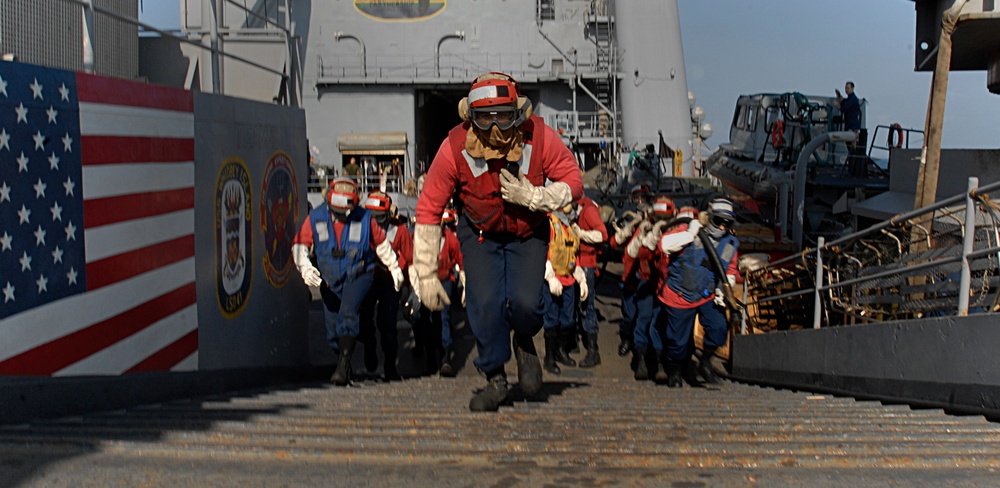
655, 198, 740, 387
609, 184, 653, 358
291, 178, 404, 386
358, 190, 412, 381
413, 72, 583, 411
414, 207, 465, 377
541, 203, 588, 375
570, 194, 608, 367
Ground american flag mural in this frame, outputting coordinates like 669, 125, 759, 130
0, 62, 197, 376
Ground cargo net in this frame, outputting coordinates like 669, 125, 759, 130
743, 196, 1000, 330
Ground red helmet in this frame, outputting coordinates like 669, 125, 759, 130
363, 190, 392, 213
676, 206, 699, 221
326, 177, 358, 212
467, 72, 523, 131
652, 195, 676, 218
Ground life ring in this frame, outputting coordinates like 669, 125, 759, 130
888, 123, 904, 149
770, 119, 785, 148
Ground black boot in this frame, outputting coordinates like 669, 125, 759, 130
513, 333, 542, 395
698, 347, 721, 384
666, 360, 683, 388
568, 328, 581, 354
331, 336, 357, 386
424, 343, 440, 376
682, 359, 702, 387
543, 331, 561, 375
439, 345, 456, 377
633, 347, 649, 380
579, 332, 601, 368
649, 349, 665, 383
383, 354, 401, 381
617, 337, 633, 357
469, 371, 510, 412
554, 329, 577, 367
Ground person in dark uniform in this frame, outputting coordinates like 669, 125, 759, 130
291, 177, 405, 386
412, 71, 583, 411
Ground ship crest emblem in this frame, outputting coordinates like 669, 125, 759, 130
354, 0, 445, 21
260, 151, 298, 287
216, 158, 253, 318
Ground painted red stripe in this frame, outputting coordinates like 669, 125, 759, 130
0, 284, 196, 376
85, 235, 195, 290
81, 136, 194, 165
84, 188, 194, 228
125, 330, 198, 373
76, 72, 193, 112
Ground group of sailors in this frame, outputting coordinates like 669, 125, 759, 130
292, 71, 740, 412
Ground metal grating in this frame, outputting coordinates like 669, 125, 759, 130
0, 0, 137, 79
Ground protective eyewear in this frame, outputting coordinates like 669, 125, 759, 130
471, 107, 518, 131
711, 215, 735, 228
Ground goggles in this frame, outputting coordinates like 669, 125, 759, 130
711, 215, 735, 228
470, 106, 519, 131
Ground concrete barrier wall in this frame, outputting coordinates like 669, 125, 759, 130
193, 92, 310, 370
733, 315, 1000, 415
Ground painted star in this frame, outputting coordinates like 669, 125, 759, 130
19, 251, 32, 271
58, 83, 69, 101
33, 225, 46, 246
33, 178, 47, 198
15, 102, 27, 123
16, 152, 28, 172
64, 177, 76, 196
52, 245, 63, 263
67, 267, 78, 285
0, 128, 9, 151
29, 78, 43, 100
62, 133, 72, 152
33, 130, 45, 150
2, 282, 13, 303
48, 152, 59, 170
0, 182, 10, 203
0, 74, 7, 97
65, 221, 77, 241
17, 204, 30, 224
50, 201, 63, 221
46, 106, 57, 124
0, 232, 11, 252
36, 275, 48, 294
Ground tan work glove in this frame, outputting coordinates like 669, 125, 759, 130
572, 223, 605, 244
612, 211, 640, 245
544, 260, 563, 296
292, 243, 322, 287
499, 169, 572, 213
641, 220, 669, 250
410, 223, 450, 311
573, 266, 588, 301
626, 221, 651, 258
374, 239, 404, 291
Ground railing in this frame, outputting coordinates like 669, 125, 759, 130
742, 177, 1000, 332
316, 52, 606, 81
868, 124, 925, 159
307, 170, 411, 198
546, 110, 619, 140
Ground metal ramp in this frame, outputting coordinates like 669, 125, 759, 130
3, 375, 1000, 485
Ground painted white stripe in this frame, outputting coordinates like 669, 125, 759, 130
54, 304, 198, 376
0, 258, 196, 361
83, 163, 194, 200
170, 351, 198, 372
79, 102, 194, 138
84, 209, 194, 262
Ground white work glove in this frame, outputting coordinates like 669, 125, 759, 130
573, 266, 588, 301
687, 219, 702, 236
642, 220, 669, 250
714, 288, 726, 307
572, 223, 605, 244
612, 211, 640, 245
410, 223, 451, 311
728, 274, 737, 288
292, 243, 323, 287
658, 220, 702, 254
544, 260, 563, 296
626, 221, 651, 258
459, 270, 467, 308
499, 169, 572, 213
374, 239, 404, 291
